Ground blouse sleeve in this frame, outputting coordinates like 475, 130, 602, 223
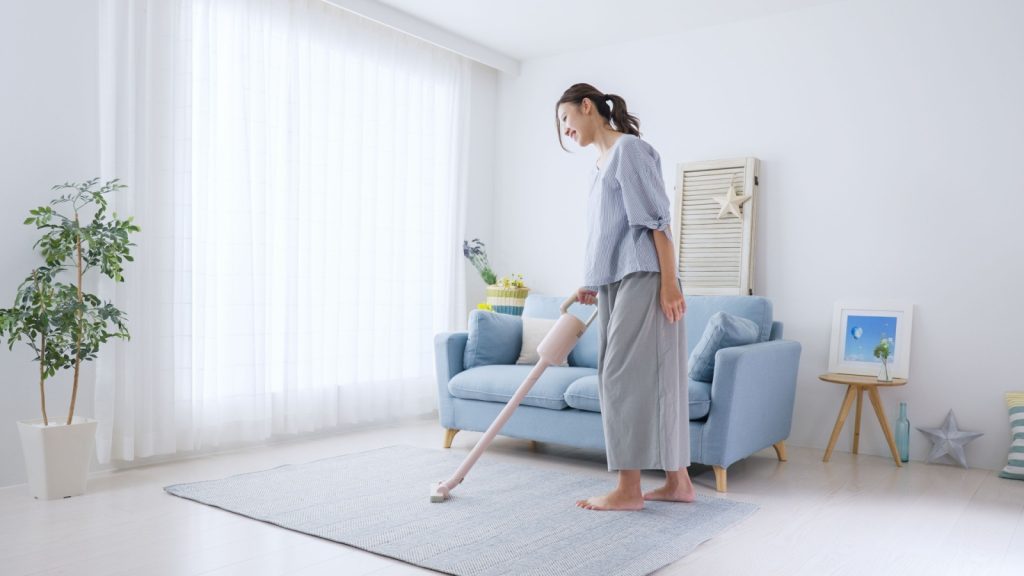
614, 139, 671, 232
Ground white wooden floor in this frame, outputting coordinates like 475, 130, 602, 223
2, 416, 1023, 576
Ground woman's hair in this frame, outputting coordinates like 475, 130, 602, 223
555, 83, 641, 150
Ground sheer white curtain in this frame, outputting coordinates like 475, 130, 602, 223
97, 0, 192, 461
97, 0, 467, 462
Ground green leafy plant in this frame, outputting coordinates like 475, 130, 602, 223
0, 179, 139, 426
462, 238, 497, 285
873, 336, 892, 361
462, 239, 529, 290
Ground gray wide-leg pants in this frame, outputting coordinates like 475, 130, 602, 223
597, 272, 690, 471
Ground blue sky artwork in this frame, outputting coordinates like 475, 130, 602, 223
844, 315, 898, 362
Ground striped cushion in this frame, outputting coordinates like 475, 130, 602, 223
999, 392, 1024, 481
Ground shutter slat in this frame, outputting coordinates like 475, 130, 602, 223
673, 157, 759, 296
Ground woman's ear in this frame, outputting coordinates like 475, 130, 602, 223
580, 97, 592, 115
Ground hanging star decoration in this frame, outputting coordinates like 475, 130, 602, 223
713, 183, 752, 220
916, 409, 983, 468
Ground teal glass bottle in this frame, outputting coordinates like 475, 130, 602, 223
895, 401, 910, 463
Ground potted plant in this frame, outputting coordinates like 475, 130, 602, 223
486, 274, 529, 316
874, 335, 893, 382
462, 239, 529, 315
0, 178, 138, 499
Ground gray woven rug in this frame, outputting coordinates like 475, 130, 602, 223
164, 445, 756, 575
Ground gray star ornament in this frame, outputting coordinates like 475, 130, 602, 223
916, 409, 983, 468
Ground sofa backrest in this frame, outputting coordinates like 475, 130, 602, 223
522, 294, 599, 368
684, 295, 774, 357
524, 293, 775, 367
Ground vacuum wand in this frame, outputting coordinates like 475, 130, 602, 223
431, 293, 597, 503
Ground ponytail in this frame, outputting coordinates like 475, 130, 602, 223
603, 93, 640, 137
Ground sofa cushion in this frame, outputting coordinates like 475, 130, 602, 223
688, 311, 761, 383
449, 365, 597, 410
684, 295, 773, 357
563, 375, 712, 420
463, 310, 522, 369
516, 317, 568, 367
522, 294, 599, 368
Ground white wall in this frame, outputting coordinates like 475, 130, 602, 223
0, 0, 102, 488
492, 0, 1024, 470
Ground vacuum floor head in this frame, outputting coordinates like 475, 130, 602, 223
430, 481, 450, 503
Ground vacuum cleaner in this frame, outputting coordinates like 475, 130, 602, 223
431, 293, 598, 503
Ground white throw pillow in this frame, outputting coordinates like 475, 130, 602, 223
515, 317, 567, 366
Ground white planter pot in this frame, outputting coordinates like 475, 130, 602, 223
17, 417, 98, 500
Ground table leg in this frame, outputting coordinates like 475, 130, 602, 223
868, 386, 903, 467
853, 386, 863, 454
824, 385, 857, 462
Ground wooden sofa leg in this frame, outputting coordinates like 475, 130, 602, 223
773, 441, 788, 462
443, 428, 459, 448
713, 466, 727, 493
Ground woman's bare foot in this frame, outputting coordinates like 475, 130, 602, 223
644, 469, 696, 502
575, 488, 645, 511
642, 483, 696, 502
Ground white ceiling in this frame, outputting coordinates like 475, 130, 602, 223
373, 0, 841, 61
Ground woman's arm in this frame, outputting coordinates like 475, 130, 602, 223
652, 229, 685, 322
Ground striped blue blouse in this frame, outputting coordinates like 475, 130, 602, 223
583, 134, 672, 290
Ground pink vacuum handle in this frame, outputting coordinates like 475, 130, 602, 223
434, 293, 599, 501
437, 360, 550, 493
560, 294, 598, 327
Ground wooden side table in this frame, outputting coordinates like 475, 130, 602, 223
820, 372, 907, 467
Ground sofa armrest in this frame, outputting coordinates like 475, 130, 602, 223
434, 332, 468, 427
701, 339, 802, 468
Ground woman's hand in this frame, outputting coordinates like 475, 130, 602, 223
576, 287, 598, 306
660, 282, 686, 323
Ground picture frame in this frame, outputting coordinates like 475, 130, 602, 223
828, 302, 914, 379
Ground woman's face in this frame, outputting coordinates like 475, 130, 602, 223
557, 99, 598, 148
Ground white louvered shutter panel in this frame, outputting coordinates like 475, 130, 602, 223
672, 158, 760, 295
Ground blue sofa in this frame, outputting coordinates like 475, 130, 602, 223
434, 294, 801, 492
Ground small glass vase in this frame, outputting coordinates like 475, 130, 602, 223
895, 401, 910, 462
877, 358, 892, 382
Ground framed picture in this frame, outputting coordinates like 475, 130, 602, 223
828, 302, 914, 379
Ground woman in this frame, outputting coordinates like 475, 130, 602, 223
555, 83, 695, 511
